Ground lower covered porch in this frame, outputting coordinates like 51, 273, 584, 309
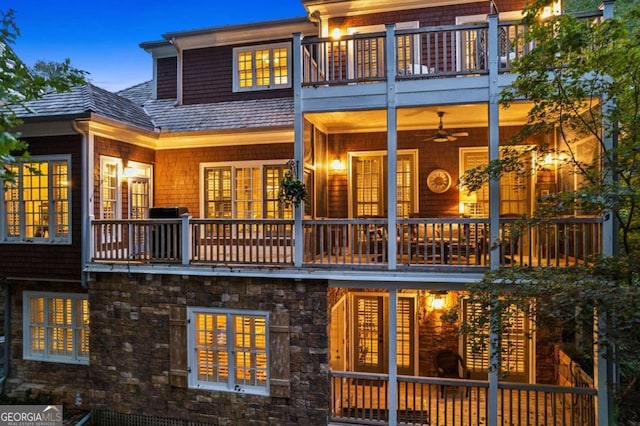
330, 372, 595, 425
328, 288, 598, 426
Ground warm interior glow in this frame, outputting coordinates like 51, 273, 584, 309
332, 28, 342, 39
541, 0, 561, 18
459, 191, 478, 214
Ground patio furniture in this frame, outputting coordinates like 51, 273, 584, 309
435, 349, 470, 397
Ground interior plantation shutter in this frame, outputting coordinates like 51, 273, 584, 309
169, 306, 188, 387
269, 311, 290, 397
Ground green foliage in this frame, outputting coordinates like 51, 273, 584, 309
0, 9, 86, 180
457, 1, 640, 422
278, 160, 307, 208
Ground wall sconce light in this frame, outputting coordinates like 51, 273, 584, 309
332, 28, 342, 40
430, 291, 447, 310
331, 157, 345, 171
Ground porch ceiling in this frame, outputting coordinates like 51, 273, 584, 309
304, 102, 534, 133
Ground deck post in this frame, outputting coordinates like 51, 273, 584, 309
181, 213, 191, 265
487, 13, 501, 271
487, 13, 500, 426
596, 3, 615, 424
388, 288, 398, 425
385, 24, 398, 270
293, 33, 304, 267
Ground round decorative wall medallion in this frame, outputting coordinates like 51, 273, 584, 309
427, 169, 452, 193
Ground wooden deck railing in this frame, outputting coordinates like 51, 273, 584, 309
90, 216, 601, 270
330, 371, 597, 426
300, 11, 603, 87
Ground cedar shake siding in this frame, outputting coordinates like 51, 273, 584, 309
157, 56, 178, 100
182, 42, 294, 105
154, 143, 293, 216
0, 135, 83, 282
327, 126, 538, 219
328, 0, 528, 29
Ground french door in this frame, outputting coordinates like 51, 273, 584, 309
352, 294, 415, 375
129, 176, 150, 257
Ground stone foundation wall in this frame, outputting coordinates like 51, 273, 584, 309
88, 273, 329, 425
4, 281, 91, 408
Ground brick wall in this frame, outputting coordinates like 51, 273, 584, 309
88, 273, 329, 425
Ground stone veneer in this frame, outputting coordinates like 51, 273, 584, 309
88, 273, 329, 425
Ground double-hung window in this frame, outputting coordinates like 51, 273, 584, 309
233, 42, 291, 92
188, 308, 269, 394
23, 292, 89, 365
3, 156, 71, 243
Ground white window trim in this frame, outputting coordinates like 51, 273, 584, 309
347, 149, 419, 218
23, 291, 89, 365
232, 42, 292, 92
2, 154, 72, 244
199, 159, 289, 219
187, 307, 270, 395
99, 156, 123, 220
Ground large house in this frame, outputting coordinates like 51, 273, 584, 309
1, 0, 613, 425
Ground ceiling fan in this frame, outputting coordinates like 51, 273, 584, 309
424, 111, 469, 142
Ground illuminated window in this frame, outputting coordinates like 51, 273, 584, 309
202, 162, 292, 219
233, 43, 290, 92
23, 292, 89, 365
188, 308, 269, 394
100, 156, 122, 220
3, 156, 71, 243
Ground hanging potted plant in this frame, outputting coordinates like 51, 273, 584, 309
278, 159, 308, 208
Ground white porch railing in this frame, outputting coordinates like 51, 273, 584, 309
90, 216, 601, 269
330, 371, 597, 426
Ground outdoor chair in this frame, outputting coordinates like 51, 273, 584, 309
435, 349, 470, 397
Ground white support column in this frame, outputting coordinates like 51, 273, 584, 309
596, 3, 615, 423
385, 24, 398, 270
388, 288, 398, 425
293, 33, 304, 267
487, 13, 501, 273
487, 13, 500, 426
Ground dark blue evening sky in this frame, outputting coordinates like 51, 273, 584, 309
4, 1, 307, 91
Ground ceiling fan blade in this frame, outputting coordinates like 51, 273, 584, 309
447, 135, 458, 142
432, 136, 450, 143
451, 131, 469, 137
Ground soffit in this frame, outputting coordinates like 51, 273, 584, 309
166, 18, 317, 50
303, 0, 482, 19
305, 102, 534, 134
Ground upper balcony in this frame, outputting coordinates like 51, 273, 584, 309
88, 215, 602, 278
297, 10, 603, 111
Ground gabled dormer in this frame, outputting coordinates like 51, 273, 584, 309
141, 18, 317, 106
